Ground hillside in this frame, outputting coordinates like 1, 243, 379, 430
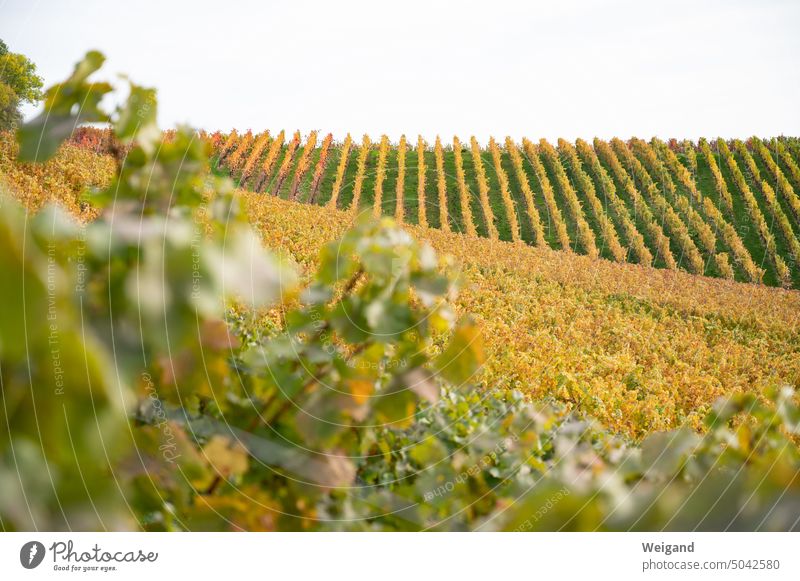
2, 132, 798, 439
246, 193, 800, 439
214, 132, 800, 289
2, 115, 799, 530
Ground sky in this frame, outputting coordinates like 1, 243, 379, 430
1, 0, 799, 143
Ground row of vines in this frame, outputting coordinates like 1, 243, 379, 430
209, 131, 800, 288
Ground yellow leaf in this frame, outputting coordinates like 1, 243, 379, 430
347, 377, 374, 405
202, 435, 249, 478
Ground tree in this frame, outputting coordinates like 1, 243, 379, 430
0, 39, 44, 130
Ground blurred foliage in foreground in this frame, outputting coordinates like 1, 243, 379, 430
1, 52, 800, 532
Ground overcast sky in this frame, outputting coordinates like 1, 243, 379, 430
1, 0, 798, 143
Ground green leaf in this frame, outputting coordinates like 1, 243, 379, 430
411, 271, 450, 306
317, 240, 356, 285
68, 50, 106, 85
364, 297, 413, 338
115, 83, 159, 152
17, 114, 78, 161
373, 378, 417, 428
211, 227, 297, 308
16, 51, 111, 161
330, 298, 370, 343
409, 438, 448, 466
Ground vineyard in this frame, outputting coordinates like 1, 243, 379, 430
247, 194, 800, 438
2, 51, 800, 533
4, 130, 799, 439
212, 131, 800, 288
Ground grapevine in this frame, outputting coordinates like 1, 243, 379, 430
395, 135, 407, 221
453, 136, 477, 236
504, 137, 545, 246
734, 140, 800, 275
638, 138, 718, 257
682, 139, 698, 175
373, 135, 390, 217
538, 139, 597, 257
752, 138, 800, 224
594, 138, 677, 269
433, 136, 450, 231
327, 133, 352, 208
254, 129, 285, 192
575, 139, 652, 266
271, 130, 301, 196
289, 130, 318, 201
469, 136, 498, 238
698, 138, 735, 215
417, 135, 428, 227
558, 139, 626, 262
240, 130, 271, 184
488, 137, 520, 242
522, 138, 570, 250
651, 137, 748, 279
308, 133, 333, 204
349, 134, 371, 213
216, 129, 238, 164
224, 129, 254, 175
718, 139, 791, 286
771, 138, 800, 190
614, 138, 703, 274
